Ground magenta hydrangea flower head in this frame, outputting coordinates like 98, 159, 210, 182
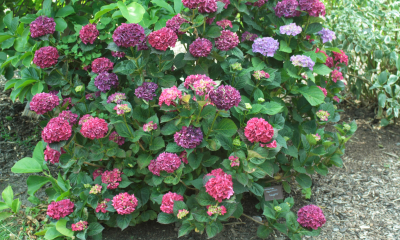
79, 24, 99, 45
113, 23, 145, 48
148, 27, 178, 51
58, 110, 78, 125
143, 121, 158, 132
94, 72, 119, 92
72, 221, 88, 232
112, 192, 138, 215
182, 0, 204, 9
317, 86, 327, 97
184, 74, 208, 89
61, 97, 73, 110
189, 38, 213, 58
244, 118, 274, 143
166, 14, 189, 35
198, 0, 218, 13
333, 96, 340, 103
160, 192, 184, 214
299, 0, 326, 17
297, 205, 326, 230
252, 37, 279, 57
107, 93, 126, 104
135, 82, 158, 101
331, 69, 344, 83
109, 131, 125, 145
179, 151, 188, 164
216, 20, 233, 29
78, 114, 94, 125
111, 51, 126, 58
280, 23, 302, 36
33, 46, 59, 69
316, 110, 330, 121
30, 16, 56, 38
174, 126, 203, 149
159, 86, 182, 106
261, 140, 277, 148
316, 28, 336, 43
333, 50, 348, 66
91, 57, 114, 74
229, 156, 240, 167
93, 168, 103, 180
207, 205, 227, 216
113, 104, 131, 115
42, 117, 72, 143
241, 31, 258, 42
192, 77, 217, 96
205, 168, 234, 202
274, 0, 301, 18
30, 93, 60, 115
253, 70, 270, 80
44, 145, 65, 164
47, 199, 74, 220
290, 55, 315, 71
148, 152, 182, 176
101, 168, 122, 189
246, 0, 267, 7
96, 198, 110, 213
215, 30, 239, 51
80, 117, 108, 140
206, 17, 215, 25
209, 85, 241, 110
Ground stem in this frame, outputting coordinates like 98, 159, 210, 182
138, 141, 146, 151
123, 115, 133, 138
205, 112, 219, 139
241, 213, 265, 225
83, 162, 103, 168
180, 180, 197, 191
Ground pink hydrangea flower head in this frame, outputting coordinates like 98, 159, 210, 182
198, 0, 218, 13
79, 114, 94, 125
95, 198, 110, 213
209, 85, 241, 110
95, 72, 119, 92
148, 152, 182, 176
112, 192, 139, 215
326, 56, 334, 68
229, 156, 240, 167
261, 140, 277, 148
72, 221, 88, 232
44, 145, 65, 164
184, 74, 209, 89
297, 205, 326, 230
47, 199, 74, 220
333, 96, 340, 103
101, 168, 122, 189
317, 86, 327, 97
160, 192, 184, 214
143, 121, 158, 132
316, 110, 330, 121
244, 118, 274, 143
177, 209, 189, 219
179, 151, 188, 164
174, 126, 203, 149
192, 78, 217, 96
135, 82, 158, 101
205, 168, 234, 202
159, 86, 182, 106
113, 23, 145, 48
58, 110, 78, 125
79, 24, 99, 45
148, 27, 178, 51
91, 57, 114, 74
252, 37, 279, 57
109, 131, 125, 145
206, 205, 227, 216
89, 184, 102, 194
182, 0, 204, 9
215, 30, 239, 51
93, 168, 103, 180
113, 104, 131, 115
42, 117, 72, 143
30, 16, 56, 38
61, 97, 73, 110
189, 38, 213, 58
111, 51, 126, 58
274, 0, 301, 18
216, 20, 233, 29
218, 0, 230, 8
80, 117, 108, 140
253, 70, 270, 80
331, 69, 344, 83
333, 50, 348, 66
33, 46, 59, 69
30, 93, 60, 115
166, 14, 189, 35
241, 31, 258, 42
107, 93, 126, 104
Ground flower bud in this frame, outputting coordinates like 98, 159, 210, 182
258, 97, 265, 103
75, 86, 83, 92
343, 123, 351, 131
231, 62, 242, 71
84, 184, 91, 188
274, 206, 282, 212
233, 138, 241, 146
245, 103, 252, 109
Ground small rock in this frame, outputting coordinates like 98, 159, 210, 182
252, 216, 262, 222
340, 227, 347, 232
333, 228, 339, 232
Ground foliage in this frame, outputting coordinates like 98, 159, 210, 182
0, 186, 21, 220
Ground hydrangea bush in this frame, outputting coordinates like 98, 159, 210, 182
6, 0, 356, 239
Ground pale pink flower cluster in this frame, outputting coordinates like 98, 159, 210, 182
159, 86, 182, 106
331, 69, 344, 83
205, 169, 234, 202
216, 20, 232, 29
101, 168, 122, 189
112, 192, 138, 215
160, 192, 184, 214
206, 205, 227, 216
114, 104, 131, 115
316, 110, 330, 121
228, 156, 240, 167
177, 209, 189, 219
143, 121, 158, 132
78, 114, 94, 125
333, 96, 340, 103
317, 86, 327, 97
89, 184, 102, 194
313, 133, 321, 141
253, 70, 270, 80
192, 78, 217, 96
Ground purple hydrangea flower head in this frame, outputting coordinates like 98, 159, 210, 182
107, 93, 126, 104
109, 131, 125, 145
241, 31, 258, 42
189, 38, 213, 57
216, 20, 232, 29
135, 82, 158, 101
252, 37, 279, 57
297, 205, 326, 230
198, 0, 218, 13
111, 51, 126, 58
58, 110, 78, 125
91, 57, 114, 74
246, 0, 267, 7
182, 0, 204, 9
215, 30, 239, 51
33, 46, 59, 69
137, 37, 149, 50
317, 28, 336, 43
300, 0, 326, 17
209, 85, 241, 110
166, 14, 189, 35
274, 0, 301, 18
280, 23, 302, 36
174, 126, 203, 149
30, 16, 56, 38
79, 24, 99, 45
290, 55, 315, 71
94, 72, 119, 92
112, 23, 145, 48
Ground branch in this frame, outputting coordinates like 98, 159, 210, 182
241, 213, 265, 225
179, 180, 197, 191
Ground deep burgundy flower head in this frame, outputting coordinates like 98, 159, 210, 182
94, 72, 119, 92
30, 93, 60, 115
189, 38, 213, 57
166, 14, 189, 35
244, 117, 274, 143
47, 199, 74, 220
91, 57, 114, 74
80, 117, 108, 140
109, 131, 125, 145
246, 0, 267, 7
274, 0, 301, 18
297, 205, 326, 230
101, 168, 122, 189
182, 0, 204, 9
58, 110, 78, 125
198, 0, 218, 13
42, 117, 72, 143
79, 24, 99, 45
209, 85, 241, 110
326, 57, 334, 68
30, 16, 56, 38
205, 168, 234, 202
216, 20, 233, 29
137, 37, 149, 50
148, 152, 182, 176
44, 145, 65, 164
113, 23, 145, 48
215, 30, 239, 51
160, 192, 184, 214
93, 168, 103, 180
112, 192, 138, 215
206, 17, 216, 25
111, 51, 126, 58
241, 31, 258, 42
174, 126, 203, 149
79, 114, 94, 125
306, 0, 326, 17
218, 0, 230, 8
33, 46, 59, 69
148, 27, 178, 51
135, 82, 158, 101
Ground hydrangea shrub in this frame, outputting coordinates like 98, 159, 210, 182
7, 0, 356, 239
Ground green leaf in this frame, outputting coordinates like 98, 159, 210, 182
298, 86, 325, 106
296, 174, 312, 188
178, 223, 194, 237
236, 172, 248, 186
32, 142, 45, 164
173, 201, 187, 215
157, 212, 177, 224
116, 214, 133, 230
118, 1, 145, 23
11, 157, 42, 173
137, 154, 153, 169
91, 3, 118, 23
205, 26, 222, 38
257, 225, 273, 239
313, 63, 332, 75
279, 40, 292, 53
2, 186, 13, 207
0, 212, 12, 221
114, 122, 134, 138
149, 137, 165, 151
249, 182, 264, 196
152, 0, 175, 14
55, 18, 68, 32
56, 5, 75, 17
27, 176, 50, 196
201, 105, 217, 118
261, 101, 283, 115
174, 0, 184, 13
87, 222, 104, 236
305, 23, 322, 34
44, 227, 63, 240
56, 219, 74, 237
31, 82, 44, 96
196, 191, 216, 206
213, 119, 237, 137
206, 221, 223, 238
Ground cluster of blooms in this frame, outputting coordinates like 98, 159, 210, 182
47, 199, 74, 220
253, 70, 270, 80
192, 78, 217, 96
80, 117, 108, 140
101, 168, 122, 189
313, 133, 321, 141
182, 0, 204, 8
44, 145, 65, 164
33, 46, 59, 69
42, 117, 72, 143
252, 37, 279, 57
93, 168, 103, 179
113, 23, 145, 48
174, 126, 203, 149
333, 96, 340, 103
205, 169, 234, 202
280, 23, 302, 36
160, 192, 184, 214
189, 38, 213, 57
219, 0, 230, 8
244, 118, 274, 143
179, 151, 188, 164
177, 209, 189, 219
246, 0, 267, 7
317, 28, 336, 43
166, 14, 188, 35
299, 0, 326, 17
316, 110, 330, 121
79, 24, 99, 45
95, 198, 110, 213
198, 0, 218, 13
91, 57, 114, 74
85, 92, 100, 100
89, 184, 102, 194
331, 69, 344, 83
114, 104, 131, 115
260, 140, 277, 148
231, 63, 242, 71
109, 131, 125, 145
62, 97, 73, 109
148, 27, 178, 51
215, 30, 239, 51
316, 48, 334, 68
274, 0, 300, 18
107, 93, 126, 104
206, 205, 227, 216
112, 192, 138, 215
95, 72, 119, 92
149, 152, 182, 176
137, 37, 149, 50
333, 50, 349, 66
29, 93, 59, 115
30, 16, 56, 38
111, 51, 126, 58
135, 82, 158, 101
290, 55, 315, 71
318, 86, 327, 97
216, 20, 232, 29
143, 121, 158, 132
209, 85, 241, 110
297, 205, 326, 230
58, 111, 78, 125
229, 156, 240, 167
185, 74, 208, 89
71, 221, 88, 232
241, 31, 258, 42
78, 114, 94, 125
159, 86, 182, 106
